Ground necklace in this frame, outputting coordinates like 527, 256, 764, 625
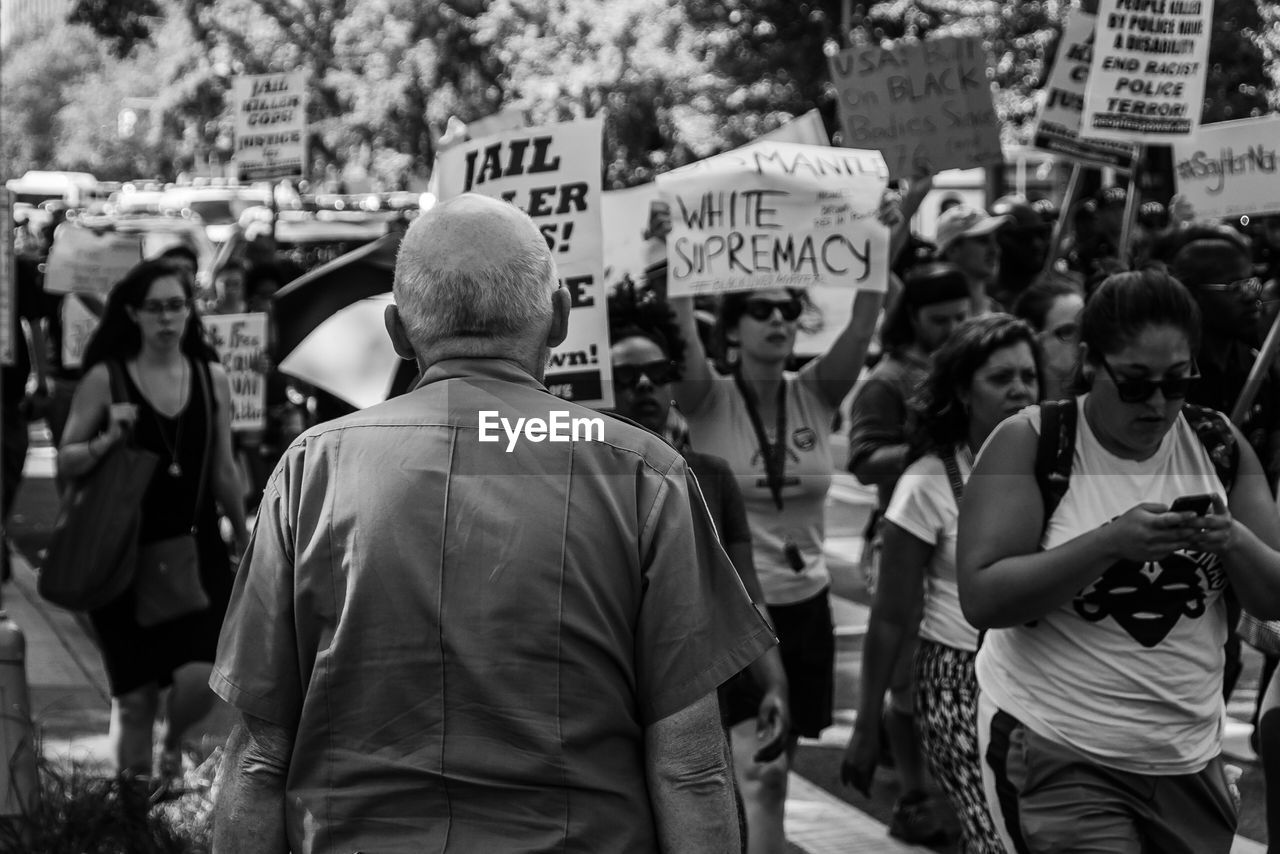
137, 359, 188, 477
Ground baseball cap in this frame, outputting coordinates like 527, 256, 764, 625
935, 205, 1012, 254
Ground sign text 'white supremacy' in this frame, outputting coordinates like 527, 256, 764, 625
1081, 0, 1212, 141
435, 118, 612, 408
656, 142, 890, 297
828, 37, 1003, 177
232, 71, 307, 180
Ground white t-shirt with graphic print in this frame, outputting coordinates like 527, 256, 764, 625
976, 396, 1229, 775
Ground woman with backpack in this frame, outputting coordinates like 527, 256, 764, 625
843, 314, 1039, 852
958, 268, 1280, 853
58, 257, 249, 797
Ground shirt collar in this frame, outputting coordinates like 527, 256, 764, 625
416, 357, 549, 393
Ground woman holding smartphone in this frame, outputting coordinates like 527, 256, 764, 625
958, 268, 1280, 853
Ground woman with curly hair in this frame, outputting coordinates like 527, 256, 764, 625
843, 314, 1042, 852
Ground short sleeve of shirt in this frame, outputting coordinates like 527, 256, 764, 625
635, 457, 776, 725
210, 463, 303, 728
884, 455, 950, 548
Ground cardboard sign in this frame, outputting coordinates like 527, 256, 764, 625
44, 226, 143, 296
600, 111, 832, 291
435, 118, 612, 408
1031, 10, 1138, 170
61, 294, 104, 370
232, 71, 307, 181
828, 37, 1003, 177
1172, 116, 1280, 220
0, 190, 14, 367
203, 313, 268, 431
655, 141, 891, 297
1081, 0, 1212, 142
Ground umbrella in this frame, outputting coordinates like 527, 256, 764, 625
272, 232, 417, 408
278, 294, 418, 409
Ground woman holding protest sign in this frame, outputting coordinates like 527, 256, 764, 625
652, 194, 894, 853
58, 257, 249, 799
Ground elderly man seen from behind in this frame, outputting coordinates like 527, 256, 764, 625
210, 193, 775, 854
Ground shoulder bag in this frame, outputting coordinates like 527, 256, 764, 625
38, 363, 159, 611
134, 360, 214, 627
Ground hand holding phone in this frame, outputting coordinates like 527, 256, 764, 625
1169, 493, 1214, 517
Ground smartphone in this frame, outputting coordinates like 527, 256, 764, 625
1169, 493, 1214, 516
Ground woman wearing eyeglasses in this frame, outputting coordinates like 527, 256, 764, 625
667, 280, 881, 853
958, 268, 1280, 853
1012, 276, 1084, 402
58, 257, 249, 797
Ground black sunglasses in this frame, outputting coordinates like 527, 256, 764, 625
614, 360, 677, 389
743, 298, 803, 322
1099, 357, 1200, 403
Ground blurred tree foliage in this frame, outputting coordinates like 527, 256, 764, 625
3, 0, 1276, 187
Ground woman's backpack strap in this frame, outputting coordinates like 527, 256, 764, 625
1182, 404, 1239, 494
1034, 400, 1077, 533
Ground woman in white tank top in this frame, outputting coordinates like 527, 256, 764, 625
957, 268, 1280, 854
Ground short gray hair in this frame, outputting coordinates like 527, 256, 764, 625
393, 197, 557, 357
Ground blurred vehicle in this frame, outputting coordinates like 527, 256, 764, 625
5, 170, 107, 209
160, 185, 272, 245
107, 182, 167, 216
240, 206, 393, 274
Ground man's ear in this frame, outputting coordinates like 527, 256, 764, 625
384, 304, 417, 360
546, 285, 571, 350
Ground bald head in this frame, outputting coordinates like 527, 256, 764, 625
392, 194, 560, 365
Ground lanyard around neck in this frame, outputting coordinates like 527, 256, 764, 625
732, 367, 788, 511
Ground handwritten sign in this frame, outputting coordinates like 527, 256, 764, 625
828, 37, 1003, 177
232, 71, 307, 181
203, 313, 267, 431
436, 118, 612, 408
61, 294, 103, 370
1032, 10, 1138, 170
655, 141, 890, 297
44, 225, 143, 296
1081, 0, 1212, 142
1172, 116, 1280, 220
0, 190, 13, 367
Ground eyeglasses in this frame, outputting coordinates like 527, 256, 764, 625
1048, 322, 1078, 344
743, 298, 803, 322
1199, 277, 1263, 298
1099, 357, 1200, 404
138, 298, 191, 316
614, 360, 677, 389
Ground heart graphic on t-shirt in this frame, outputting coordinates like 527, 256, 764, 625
1073, 551, 1210, 648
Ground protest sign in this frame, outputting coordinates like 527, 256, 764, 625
44, 225, 143, 296
1081, 0, 1212, 142
828, 37, 1003, 177
0, 190, 13, 367
204, 313, 267, 431
232, 71, 307, 181
1031, 10, 1138, 170
601, 111, 833, 291
655, 141, 890, 298
435, 118, 611, 407
1172, 115, 1280, 220
61, 294, 103, 370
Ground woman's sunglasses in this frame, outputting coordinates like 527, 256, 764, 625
743, 298, 803, 322
614, 360, 677, 389
1100, 357, 1199, 404
1199, 276, 1263, 298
